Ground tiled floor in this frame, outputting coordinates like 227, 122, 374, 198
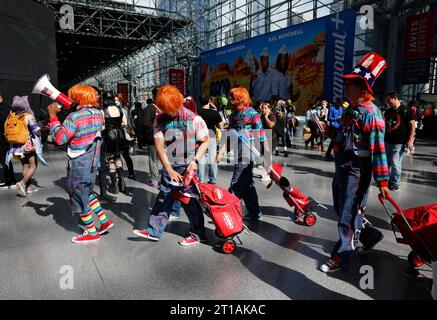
0, 137, 435, 300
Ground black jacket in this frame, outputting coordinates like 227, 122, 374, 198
143, 103, 158, 145
0, 103, 12, 144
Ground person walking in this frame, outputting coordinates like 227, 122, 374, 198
304, 103, 320, 149
197, 94, 224, 184
317, 100, 329, 152
325, 98, 344, 160
6, 96, 46, 197
144, 94, 160, 188
216, 87, 270, 221
49, 85, 114, 243
274, 100, 288, 157
118, 96, 135, 180
133, 85, 210, 246
285, 100, 298, 147
383, 91, 416, 191
320, 52, 390, 273
133, 101, 146, 149
259, 102, 276, 182
101, 91, 128, 195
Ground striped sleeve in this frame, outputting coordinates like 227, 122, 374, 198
364, 112, 389, 187
252, 111, 266, 143
50, 113, 76, 145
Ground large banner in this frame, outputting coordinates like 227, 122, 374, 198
404, 11, 436, 60
200, 10, 356, 114
402, 10, 437, 84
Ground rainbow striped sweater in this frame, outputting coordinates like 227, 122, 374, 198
338, 100, 389, 187
49, 107, 104, 157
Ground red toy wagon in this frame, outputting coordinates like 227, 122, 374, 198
267, 163, 327, 226
379, 194, 437, 267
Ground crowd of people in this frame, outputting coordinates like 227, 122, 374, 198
0, 51, 435, 296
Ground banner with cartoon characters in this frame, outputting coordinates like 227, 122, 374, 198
200, 9, 356, 115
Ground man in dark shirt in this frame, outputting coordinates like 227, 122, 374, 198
0, 92, 16, 189
197, 95, 224, 184
384, 91, 415, 191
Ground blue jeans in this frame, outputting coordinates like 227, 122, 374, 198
229, 163, 261, 218
66, 140, 101, 217
385, 143, 407, 188
170, 200, 181, 218
331, 154, 382, 266
146, 165, 206, 240
198, 139, 218, 184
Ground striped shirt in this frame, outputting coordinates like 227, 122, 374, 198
228, 106, 266, 143
50, 107, 104, 158
339, 100, 389, 186
153, 107, 208, 165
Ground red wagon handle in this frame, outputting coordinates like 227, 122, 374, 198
378, 193, 413, 231
378, 193, 437, 262
378, 193, 403, 215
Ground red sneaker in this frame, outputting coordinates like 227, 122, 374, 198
99, 220, 114, 235
133, 229, 160, 241
72, 232, 100, 244
178, 234, 207, 247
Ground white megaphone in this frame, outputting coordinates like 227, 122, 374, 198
32, 74, 75, 109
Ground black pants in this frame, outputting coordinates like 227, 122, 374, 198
305, 122, 318, 147
97, 149, 108, 190
326, 128, 338, 156
122, 148, 134, 175
0, 142, 16, 185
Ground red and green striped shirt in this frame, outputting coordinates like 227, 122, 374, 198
338, 100, 389, 187
50, 107, 104, 158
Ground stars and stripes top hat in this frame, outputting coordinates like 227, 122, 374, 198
342, 52, 387, 95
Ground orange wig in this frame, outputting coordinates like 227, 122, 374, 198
229, 87, 250, 110
155, 85, 183, 116
68, 85, 99, 107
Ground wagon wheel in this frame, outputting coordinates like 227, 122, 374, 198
221, 239, 237, 254
294, 207, 305, 218
408, 251, 425, 268
304, 213, 317, 226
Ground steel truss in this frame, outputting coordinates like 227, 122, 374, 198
36, 0, 189, 41
85, 0, 206, 99
83, 0, 437, 102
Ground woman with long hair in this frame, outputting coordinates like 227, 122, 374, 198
101, 91, 128, 194
116, 96, 135, 180
7, 96, 46, 197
